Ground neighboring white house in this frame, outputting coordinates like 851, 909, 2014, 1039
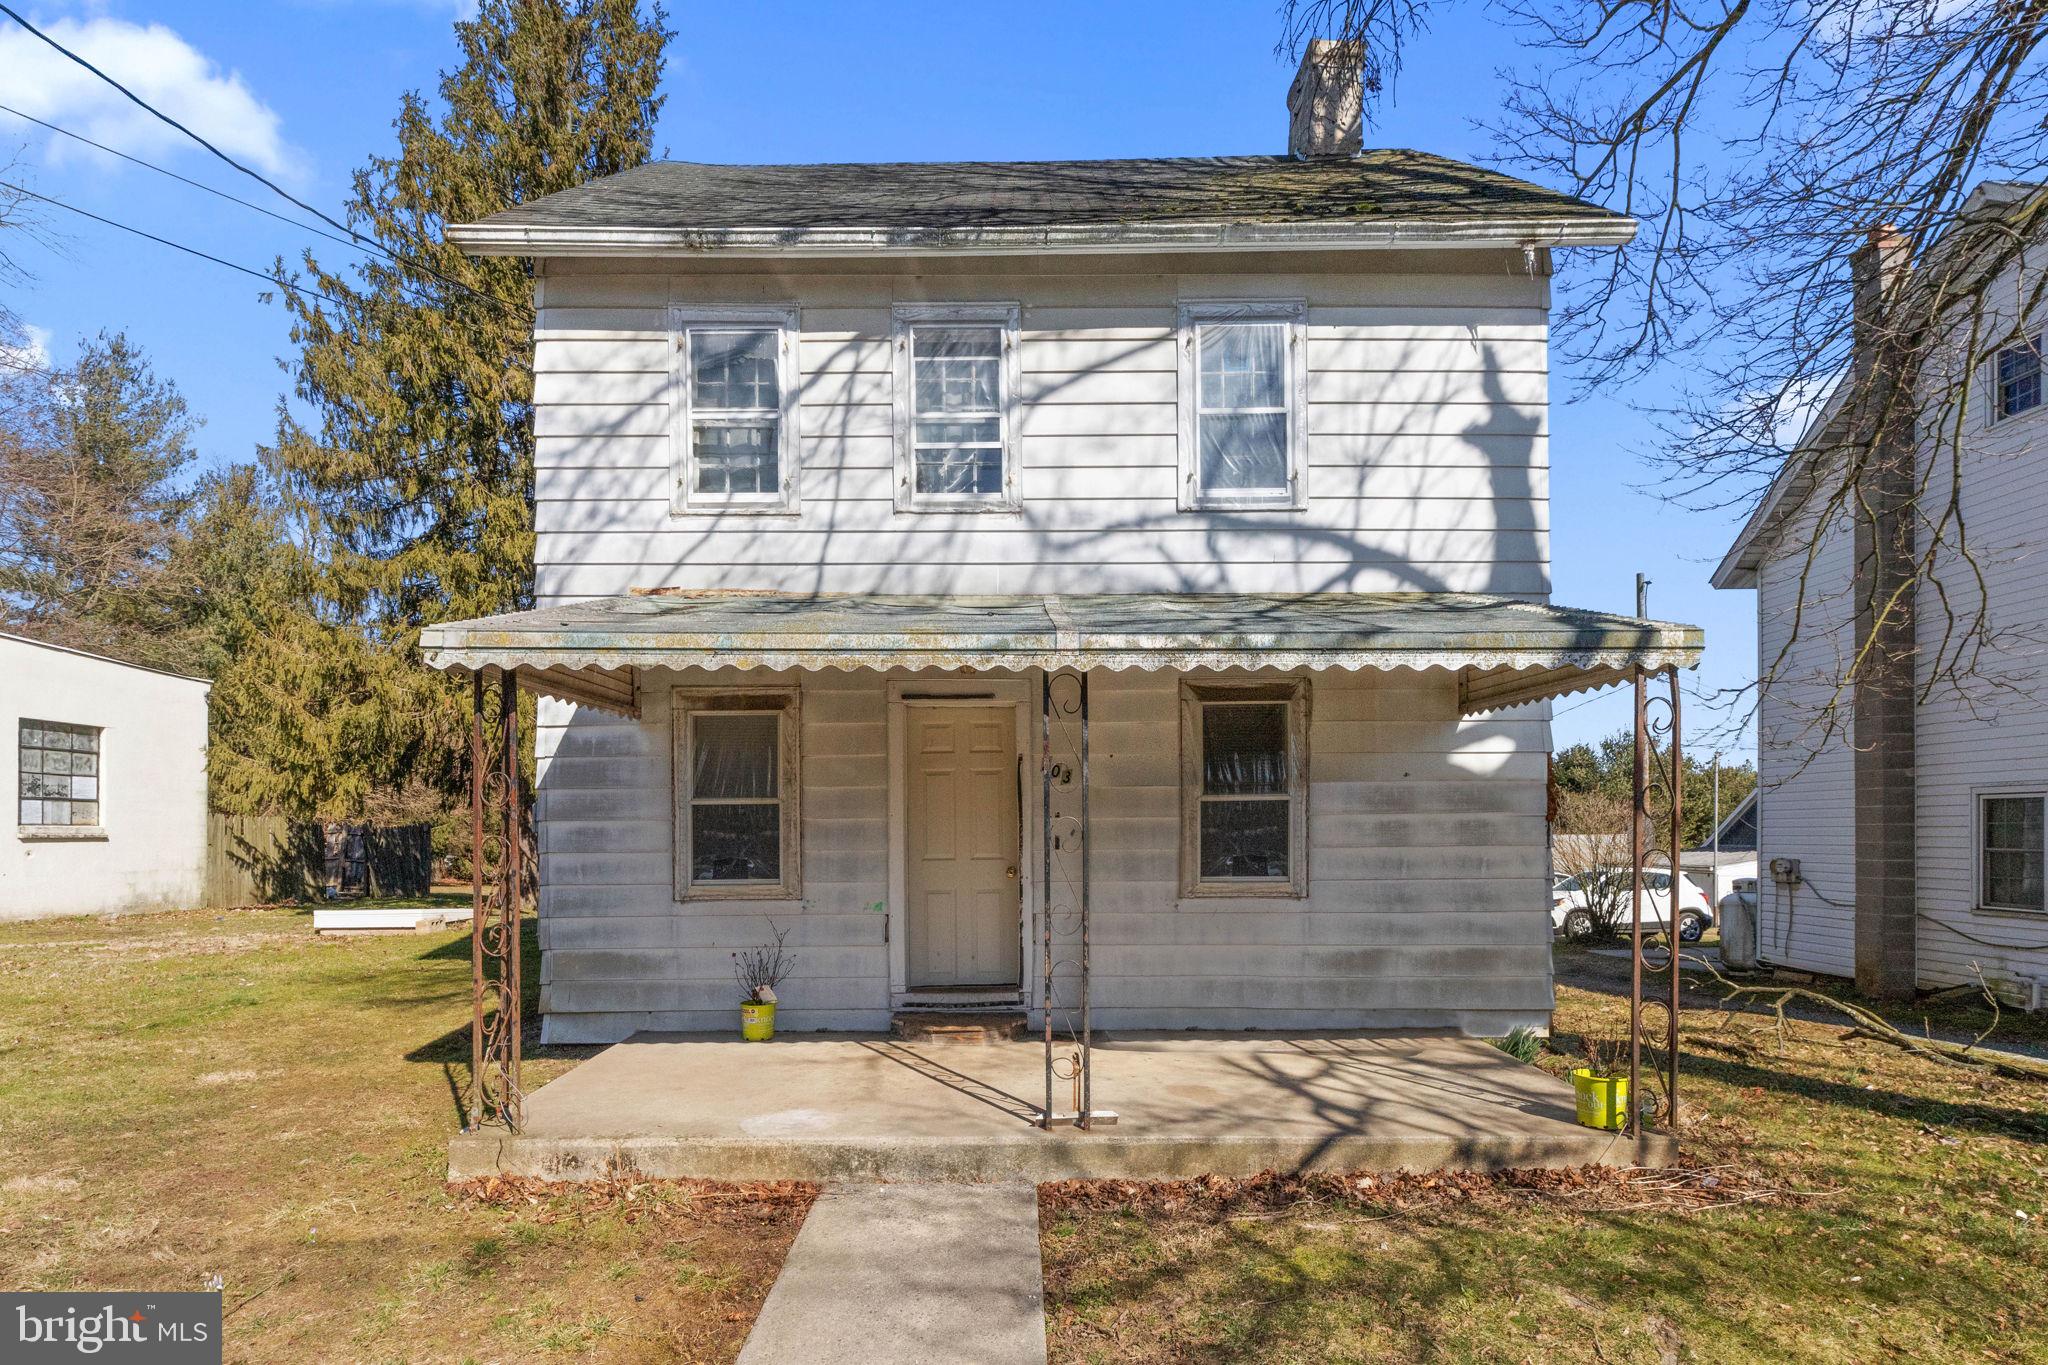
1, 633, 211, 919
1713, 182, 2048, 1004
422, 45, 1702, 1044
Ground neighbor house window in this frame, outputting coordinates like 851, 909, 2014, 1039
1179, 680, 1309, 897
1176, 301, 1308, 511
1980, 793, 2045, 913
892, 304, 1021, 511
670, 306, 800, 514
673, 688, 801, 900
19, 720, 101, 829
1994, 333, 2043, 421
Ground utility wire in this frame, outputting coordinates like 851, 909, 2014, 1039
0, 3, 518, 314
0, 101, 370, 258
1, 105, 485, 314
2, 180, 348, 309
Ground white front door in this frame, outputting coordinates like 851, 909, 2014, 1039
905, 705, 1021, 987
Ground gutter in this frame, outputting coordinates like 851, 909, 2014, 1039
446, 215, 1638, 259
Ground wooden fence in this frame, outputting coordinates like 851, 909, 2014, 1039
204, 815, 432, 908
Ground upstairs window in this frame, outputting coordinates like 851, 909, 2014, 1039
1177, 301, 1308, 511
892, 304, 1020, 511
19, 720, 101, 829
1981, 793, 2045, 913
1994, 333, 2043, 421
1179, 681, 1309, 898
671, 307, 799, 514
673, 688, 801, 901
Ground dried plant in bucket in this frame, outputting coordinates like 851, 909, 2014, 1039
733, 922, 796, 1040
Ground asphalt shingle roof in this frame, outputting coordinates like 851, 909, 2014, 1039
461, 151, 1626, 235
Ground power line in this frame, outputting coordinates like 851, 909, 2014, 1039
0, 3, 518, 314
0, 101, 369, 258
1, 105, 489, 315
1, 180, 347, 309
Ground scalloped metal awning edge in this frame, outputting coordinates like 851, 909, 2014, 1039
419, 593, 1703, 719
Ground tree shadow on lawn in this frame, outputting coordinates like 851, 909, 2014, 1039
1045, 1186, 1865, 1364
1545, 1021, 2048, 1145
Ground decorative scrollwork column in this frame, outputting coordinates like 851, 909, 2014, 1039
467, 667, 524, 1132
1040, 670, 1096, 1128
1627, 665, 1684, 1147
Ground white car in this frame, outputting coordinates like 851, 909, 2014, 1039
1552, 868, 1715, 942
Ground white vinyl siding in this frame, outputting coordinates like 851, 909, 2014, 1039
532, 251, 1550, 599
1752, 495, 1859, 978
533, 667, 1553, 1043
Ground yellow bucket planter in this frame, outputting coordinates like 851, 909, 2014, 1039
1571, 1068, 1629, 1131
740, 1001, 777, 1041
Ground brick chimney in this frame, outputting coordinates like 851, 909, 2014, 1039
1848, 223, 1918, 1000
1287, 39, 1366, 159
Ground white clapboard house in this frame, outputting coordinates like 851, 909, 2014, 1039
423, 46, 1702, 1044
1714, 183, 2048, 1005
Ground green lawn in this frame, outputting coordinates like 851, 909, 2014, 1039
0, 906, 810, 1364
1040, 950, 2048, 1363
2, 908, 2042, 1363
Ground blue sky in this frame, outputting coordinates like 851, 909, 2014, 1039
0, 0, 1759, 759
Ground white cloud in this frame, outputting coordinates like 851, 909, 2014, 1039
0, 323, 53, 375
0, 16, 296, 178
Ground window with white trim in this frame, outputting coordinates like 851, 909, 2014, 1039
1980, 792, 2045, 913
1177, 301, 1308, 510
1993, 333, 2043, 421
670, 307, 800, 514
673, 689, 802, 901
1179, 680, 1309, 897
19, 719, 101, 829
892, 304, 1020, 511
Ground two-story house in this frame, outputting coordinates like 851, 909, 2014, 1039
423, 44, 1702, 1045
1714, 182, 2048, 1006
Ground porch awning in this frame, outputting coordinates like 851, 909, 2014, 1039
419, 591, 1701, 718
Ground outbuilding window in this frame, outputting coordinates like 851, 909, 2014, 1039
1993, 333, 2043, 421
892, 304, 1021, 511
1177, 301, 1308, 511
19, 719, 101, 829
1980, 792, 2045, 913
1179, 680, 1309, 897
670, 306, 800, 514
673, 688, 801, 900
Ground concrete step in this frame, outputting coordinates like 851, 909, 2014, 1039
890, 1011, 1028, 1045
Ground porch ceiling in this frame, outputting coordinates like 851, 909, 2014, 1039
419, 591, 1702, 717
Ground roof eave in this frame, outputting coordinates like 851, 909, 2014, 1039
445, 215, 1637, 258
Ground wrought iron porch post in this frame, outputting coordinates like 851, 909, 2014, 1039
466, 666, 524, 1132
1039, 669, 1094, 1128
1628, 665, 1648, 1139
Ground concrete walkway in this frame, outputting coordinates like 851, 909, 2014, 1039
738, 1183, 1047, 1365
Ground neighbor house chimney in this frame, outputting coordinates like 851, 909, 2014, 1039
1287, 39, 1366, 159
1847, 223, 1918, 1001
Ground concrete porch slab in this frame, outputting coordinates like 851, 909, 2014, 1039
449, 1032, 1673, 1182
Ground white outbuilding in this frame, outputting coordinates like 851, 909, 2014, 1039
0, 633, 211, 919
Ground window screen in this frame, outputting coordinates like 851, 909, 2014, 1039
1983, 795, 2045, 911
910, 326, 1005, 497
689, 328, 781, 497
1195, 322, 1290, 495
1197, 702, 1291, 880
688, 712, 783, 884
19, 720, 100, 827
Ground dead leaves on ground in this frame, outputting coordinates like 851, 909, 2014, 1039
448, 1173, 818, 1232
1039, 1161, 1813, 1222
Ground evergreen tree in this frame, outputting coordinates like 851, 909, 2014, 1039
0, 332, 202, 671
259, 0, 667, 817
1552, 728, 1757, 849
